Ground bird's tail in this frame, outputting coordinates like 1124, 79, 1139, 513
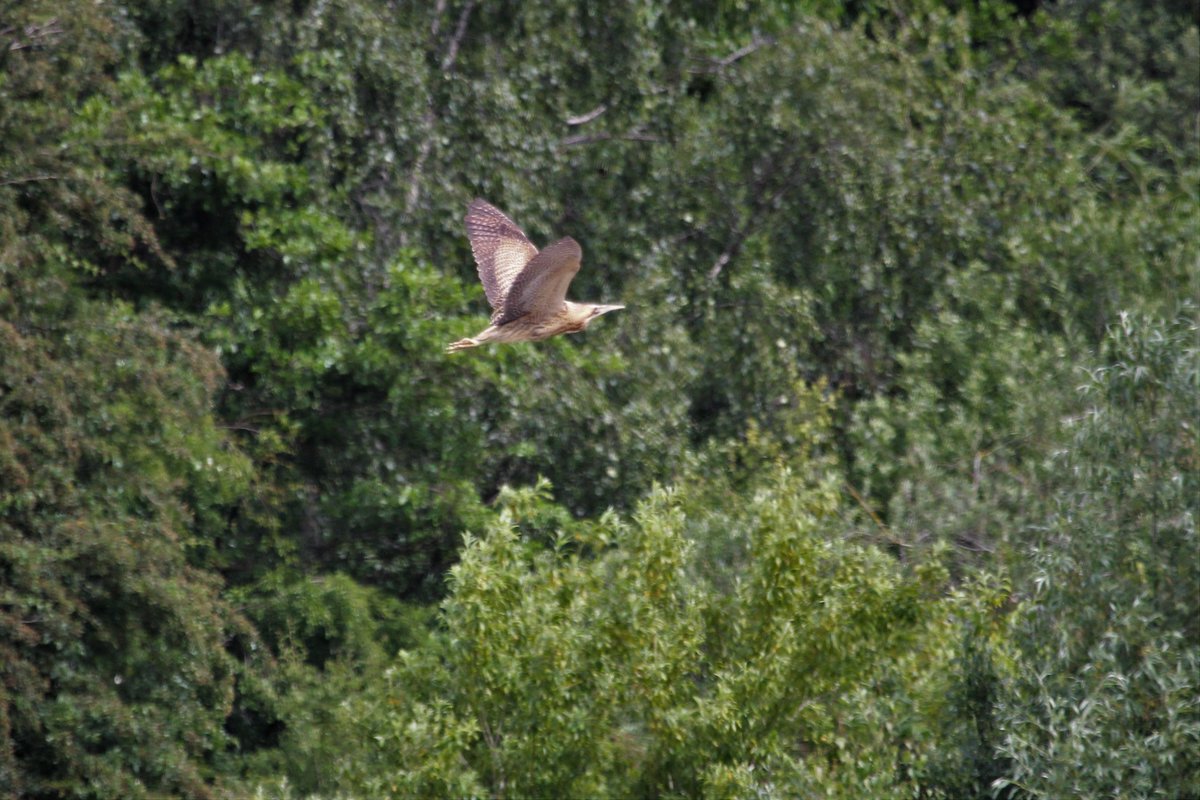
445, 337, 479, 353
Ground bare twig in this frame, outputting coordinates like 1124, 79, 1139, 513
149, 174, 165, 218
558, 130, 660, 148
706, 214, 752, 280
0, 174, 60, 188
477, 710, 506, 798
439, 0, 475, 72
429, 0, 448, 38
715, 34, 776, 69
842, 480, 888, 533
221, 423, 263, 435
401, 117, 435, 232
566, 104, 608, 126
706, 250, 734, 281
954, 532, 996, 554
4, 18, 64, 52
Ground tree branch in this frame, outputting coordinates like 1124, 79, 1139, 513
4, 18, 63, 52
439, 0, 475, 72
707, 214, 754, 280
842, 480, 888, 532
401, 0, 477, 244
428, 0, 448, 38
558, 130, 660, 148
707, 157, 807, 280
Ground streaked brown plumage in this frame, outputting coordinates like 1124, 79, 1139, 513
446, 199, 624, 353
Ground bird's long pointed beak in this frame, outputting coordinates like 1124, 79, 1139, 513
593, 304, 625, 317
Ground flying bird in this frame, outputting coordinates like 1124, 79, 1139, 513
446, 199, 624, 353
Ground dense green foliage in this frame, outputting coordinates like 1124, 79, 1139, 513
1, 0, 1196, 797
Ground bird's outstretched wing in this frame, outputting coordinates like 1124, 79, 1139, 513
464, 199, 539, 314
497, 237, 582, 325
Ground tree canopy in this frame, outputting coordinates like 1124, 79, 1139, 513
1, 0, 1196, 797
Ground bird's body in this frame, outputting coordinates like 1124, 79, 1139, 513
446, 199, 623, 352
446, 300, 599, 351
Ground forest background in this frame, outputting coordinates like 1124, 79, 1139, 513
1, 0, 1197, 797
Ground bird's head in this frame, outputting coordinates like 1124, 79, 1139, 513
563, 301, 625, 331
583, 303, 625, 328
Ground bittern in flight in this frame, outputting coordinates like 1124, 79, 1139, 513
446, 199, 624, 353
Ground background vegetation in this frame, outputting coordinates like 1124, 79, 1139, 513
1, 0, 1196, 797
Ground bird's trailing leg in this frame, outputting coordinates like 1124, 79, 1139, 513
446, 323, 507, 353
445, 337, 481, 353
